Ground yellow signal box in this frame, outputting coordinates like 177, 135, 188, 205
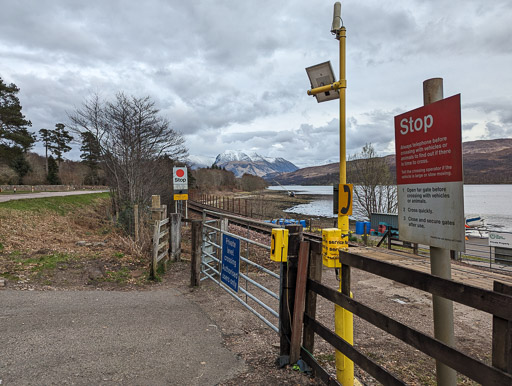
322, 228, 348, 268
270, 228, 289, 262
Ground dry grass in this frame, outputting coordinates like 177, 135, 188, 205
0, 197, 153, 289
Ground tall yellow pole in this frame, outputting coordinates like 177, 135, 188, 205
334, 24, 354, 386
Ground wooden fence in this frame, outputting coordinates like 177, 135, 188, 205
149, 195, 181, 279
293, 246, 512, 384
187, 207, 512, 384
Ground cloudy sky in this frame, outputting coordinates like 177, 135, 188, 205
2, 0, 511, 168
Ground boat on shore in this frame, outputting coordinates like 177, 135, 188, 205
465, 216, 488, 238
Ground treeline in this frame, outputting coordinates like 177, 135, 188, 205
192, 168, 267, 192
0, 152, 105, 186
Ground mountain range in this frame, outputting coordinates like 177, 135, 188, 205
213, 150, 299, 178
188, 150, 299, 178
271, 138, 512, 185
188, 139, 512, 184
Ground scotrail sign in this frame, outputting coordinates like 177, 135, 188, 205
394, 94, 465, 251
173, 166, 188, 201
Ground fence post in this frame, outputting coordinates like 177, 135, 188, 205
169, 213, 182, 261
149, 196, 161, 279
290, 241, 310, 364
492, 281, 512, 373
190, 220, 203, 287
279, 224, 303, 361
161, 204, 169, 271
303, 241, 323, 353
134, 204, 139, 242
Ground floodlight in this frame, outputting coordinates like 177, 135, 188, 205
305, 61, 339, 103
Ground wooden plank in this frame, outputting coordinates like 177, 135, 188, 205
157, 241, 168, 252
304, 314, 405, 385
492, 281, 512, 374
290, 242, 310, 363
341, 263, 350, 296
156, 250, 168, 263
159, 217, 169, 226
308, 279, 512, 385
158, 229, 169, 240
340, 251, 512, 320
303, 241, 323, 352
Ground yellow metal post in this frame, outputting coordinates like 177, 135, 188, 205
307, 4, 354, 383
334, 24, 354, 386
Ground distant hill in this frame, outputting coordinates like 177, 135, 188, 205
212, 150, 298, 178
271, 138, 512, 185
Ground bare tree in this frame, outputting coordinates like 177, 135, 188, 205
348, 143, 397, 219
68, 93, 188, 212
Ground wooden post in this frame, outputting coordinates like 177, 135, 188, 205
492, 281, 512, 373
190, 220, 202, 286
169, 213, 182, 261
150, 196, 161, 279
303, 241, 323, 352
151, 195, 161, 221
151, 219, 159, 279
134, 204, 139, 242
279, 224, 303, 359
290, 241, 311, 363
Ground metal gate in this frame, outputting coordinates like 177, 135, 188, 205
200, 209, 281, 332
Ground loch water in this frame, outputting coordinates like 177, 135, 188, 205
267, 184, 512, 233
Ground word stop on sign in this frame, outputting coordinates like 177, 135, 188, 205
399, 114, 434, 135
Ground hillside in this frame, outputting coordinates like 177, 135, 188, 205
272, 138, 512, 185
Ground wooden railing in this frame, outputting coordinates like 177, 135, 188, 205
297, 248, 512, 384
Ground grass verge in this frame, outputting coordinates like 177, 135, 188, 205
0, 192, 109, 214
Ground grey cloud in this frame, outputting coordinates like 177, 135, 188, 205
483, 122, 512, 139
463, 122, 478, 132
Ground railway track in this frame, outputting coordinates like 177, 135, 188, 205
187, 200, 323, 243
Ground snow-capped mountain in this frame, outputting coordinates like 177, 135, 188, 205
187, 155, 216, 170
213, 150, 298, 178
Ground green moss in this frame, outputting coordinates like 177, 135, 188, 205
11, 252, 74, 271
101, 267, 131, 284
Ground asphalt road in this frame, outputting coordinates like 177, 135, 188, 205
0, 289, 245, 385
0, 190, 109, 203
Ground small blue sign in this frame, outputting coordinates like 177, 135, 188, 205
221, 234, 240, 292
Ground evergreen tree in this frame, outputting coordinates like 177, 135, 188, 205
47, 155, 61, 185
51, 123, 73, 164
9, 154, 31, 184
0, 76, 35, 181
39, 128, 53, 173
80, 131, 101, 184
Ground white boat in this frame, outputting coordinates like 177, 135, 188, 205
466, 216, 485, 228
465, 216, 488, 238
